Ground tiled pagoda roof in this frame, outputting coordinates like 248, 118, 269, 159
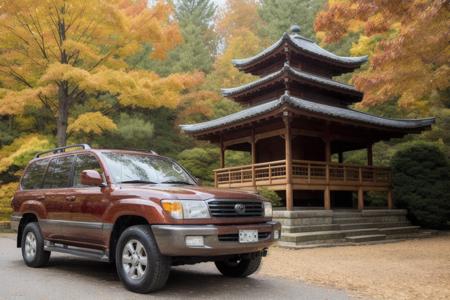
180, 94, 435, 134
232, 32, 368, 70
221, 63, 362, 98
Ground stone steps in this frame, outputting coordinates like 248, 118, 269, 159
380, 226, 420, 235
339, 222, 410, 230
346, 234, 386, 243
280, 226, 422, 244
275, 209, 426, 248
282, 230, 346, 243
281, 224, 340, 233
333, 217, 375, 224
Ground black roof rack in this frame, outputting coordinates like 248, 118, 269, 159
34, 144, 91, 158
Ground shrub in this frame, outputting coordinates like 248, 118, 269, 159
0, 182, 17, 221
257, 187, 282, 207
391, 143, 450, 228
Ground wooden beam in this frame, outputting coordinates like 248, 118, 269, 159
255, 128, 285, 142
223, 136, 252, 148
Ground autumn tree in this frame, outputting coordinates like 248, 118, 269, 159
206, 0, 263, 90
315, 0, 449, 109
0, 0, 201, 146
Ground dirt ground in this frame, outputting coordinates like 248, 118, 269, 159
260, 235, 450, 300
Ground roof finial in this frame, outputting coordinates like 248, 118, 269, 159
290, 24, 301, 35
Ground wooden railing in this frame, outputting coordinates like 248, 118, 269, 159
292, 160, 391, 184
214, 159, 391, 188
215, 160, 286, 186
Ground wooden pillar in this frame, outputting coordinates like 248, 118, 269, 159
367, 143, 373, 166
251, 129, 256, 190
358, 188, 364, 210
324, 138, 331, 210
324, 187, 330, 210
219, 136, 225, 168
283, 112, 293, 211
387, 190, 393, 209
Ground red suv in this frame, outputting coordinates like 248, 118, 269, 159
10, 144, 280, 293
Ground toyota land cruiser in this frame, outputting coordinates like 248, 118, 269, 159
10, 144, 281, 293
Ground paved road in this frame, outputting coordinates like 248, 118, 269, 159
0, 233, 352, 300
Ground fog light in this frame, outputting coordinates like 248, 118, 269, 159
274, 230, 280, 240
185, 236, 204, 247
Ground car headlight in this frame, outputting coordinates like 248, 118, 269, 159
263, 201, 273, 217
161, 200, 210, 219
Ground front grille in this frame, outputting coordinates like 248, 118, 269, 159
208, 200, 264, 218
218, 232, 271, 242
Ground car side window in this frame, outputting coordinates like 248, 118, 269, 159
73, 154, 103, 187
21, 159, 49, 190
42, 155, 75, 189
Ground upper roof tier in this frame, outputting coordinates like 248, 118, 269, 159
232, 25, 368, 77
221, 63, 363, 106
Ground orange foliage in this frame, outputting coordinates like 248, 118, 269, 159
315, 0, 449, 108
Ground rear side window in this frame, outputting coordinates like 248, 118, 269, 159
73, 154, 102, 187
42, 156, 75, 189
21, 159, 49, 190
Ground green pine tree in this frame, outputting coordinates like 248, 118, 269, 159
152, 0, 218, 75
258, 0, 326, 41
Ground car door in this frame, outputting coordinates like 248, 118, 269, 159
64, 153, 110, 247
40, 155, 76, 242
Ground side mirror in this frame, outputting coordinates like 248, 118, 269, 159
80, 170, 105, 187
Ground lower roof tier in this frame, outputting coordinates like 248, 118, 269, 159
180, 94, 434, 143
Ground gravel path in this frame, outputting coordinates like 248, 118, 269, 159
260, 235, 450, 300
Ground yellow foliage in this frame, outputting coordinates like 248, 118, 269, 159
67, 112, 117, 135
0, 0, 189, 126
0, 182, 18, 220
0, 135, 52, 173
207, 29, 260, 90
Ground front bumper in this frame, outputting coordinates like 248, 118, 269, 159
151, 221, 281, 256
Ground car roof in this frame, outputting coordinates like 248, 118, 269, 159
31, 148, 161, 162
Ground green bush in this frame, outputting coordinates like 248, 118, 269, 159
391, 143, 450, 228
257, 187, 282, 207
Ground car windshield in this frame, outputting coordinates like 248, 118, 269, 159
100, 152, 195, 185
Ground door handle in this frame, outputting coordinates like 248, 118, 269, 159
65, 196, 76, 202
37, 195, 45, 201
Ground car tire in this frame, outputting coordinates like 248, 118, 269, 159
215, 255, 262, 277
115, 225, 171, 294
21, 222, 50, 268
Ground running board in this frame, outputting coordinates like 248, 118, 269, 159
44, 241, 109, 262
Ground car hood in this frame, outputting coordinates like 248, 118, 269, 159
115, 184, 260, 201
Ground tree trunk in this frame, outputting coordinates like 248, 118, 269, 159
57, 15, 69, 147
57, 82, 69, 147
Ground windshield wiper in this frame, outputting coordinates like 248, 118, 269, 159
160, 180, 194, 185
119, 180, 157, 184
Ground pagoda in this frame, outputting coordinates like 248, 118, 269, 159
181, 25, 434, 211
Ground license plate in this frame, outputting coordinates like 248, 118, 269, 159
239, 230, 258, 243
